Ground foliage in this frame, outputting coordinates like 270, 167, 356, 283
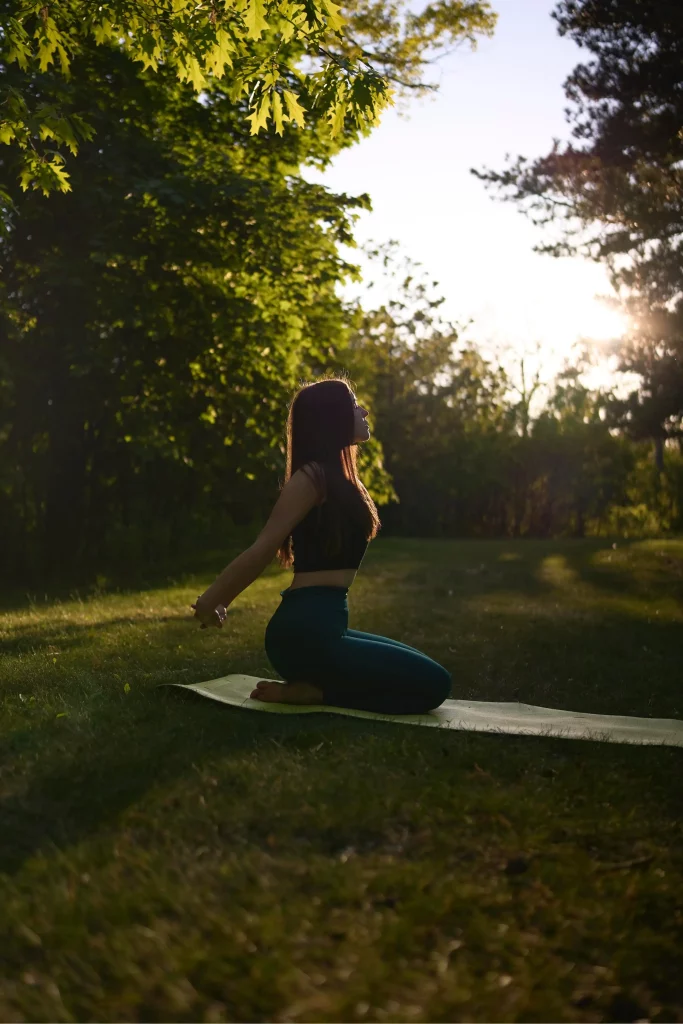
1, 4, 681, 585
0, 0, 496, 205
597, 442, 683, 537
335, 252, 651, 541
0, 39, 373, 577
472, 0, 683, 456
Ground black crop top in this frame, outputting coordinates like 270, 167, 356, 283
292, 473, 369, 573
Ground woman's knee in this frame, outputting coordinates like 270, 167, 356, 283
426, 667, 452, 710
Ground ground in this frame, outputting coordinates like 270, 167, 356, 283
1, 537, 682, 1022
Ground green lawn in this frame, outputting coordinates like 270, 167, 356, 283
1, 538, 682, 1023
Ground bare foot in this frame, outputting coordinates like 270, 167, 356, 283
250, 680, 324, 704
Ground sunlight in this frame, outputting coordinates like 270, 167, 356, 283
476, 284, 634, 396
573, 301, 630, 344
520, 290, 630, 357
537, 555, 579, 589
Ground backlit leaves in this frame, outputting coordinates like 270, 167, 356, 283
283, 89, 307, 127
0, 0, 496, 198
322, 0, 346, 33
271, 90, 285, 134
205, 29, 236, 77
246, 92, 271, 135
0, 0, 361, 193
244, 0, 269, 40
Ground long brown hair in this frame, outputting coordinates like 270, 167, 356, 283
275, 374, 381, 569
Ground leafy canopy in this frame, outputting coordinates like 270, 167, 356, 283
1, 0, 496, 197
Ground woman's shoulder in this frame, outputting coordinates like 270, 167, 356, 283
300, 461, 327, 505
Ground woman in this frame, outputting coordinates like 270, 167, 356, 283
192, 375, 452, 715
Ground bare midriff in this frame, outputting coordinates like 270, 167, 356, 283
287, 568, 358, 591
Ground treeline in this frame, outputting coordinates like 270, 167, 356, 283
343, 278, 683, 543
1, 1, 681, 586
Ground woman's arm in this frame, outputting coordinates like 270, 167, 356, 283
197, 545, 274, 610
195, 466, 320, 612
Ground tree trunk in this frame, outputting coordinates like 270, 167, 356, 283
44, 382, 87, 577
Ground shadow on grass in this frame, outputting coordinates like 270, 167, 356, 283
3, 539, 682, 719
0, 685, 371, 876
2, 536, 681, 615
2, 666, 681, 881
393, 536, 683, 608
369, 538, 683, 717
564, 540, 683, 603
456, 613, 683, 718
0, 543, 257, 614
2, 536, 682, 879
0, 614, 196, 659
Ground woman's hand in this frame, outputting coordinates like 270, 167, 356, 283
191, 596, 227, 630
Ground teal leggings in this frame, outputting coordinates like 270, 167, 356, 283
264, 585, 452, 715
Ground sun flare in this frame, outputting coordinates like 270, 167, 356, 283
524, 292, 631, 354
570, 300, 630, 344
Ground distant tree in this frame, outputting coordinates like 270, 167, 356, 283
473, 0, 683, 465
601, 302, 683, 472
530, 365, 634, 537
337, 248, 516, 537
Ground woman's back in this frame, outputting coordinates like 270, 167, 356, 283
287, 463, 370, 591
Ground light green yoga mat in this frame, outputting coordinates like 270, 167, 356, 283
159, 673, 683, 748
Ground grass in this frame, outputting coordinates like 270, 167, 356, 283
1, 537, 682, 1023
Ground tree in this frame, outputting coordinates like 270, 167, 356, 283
0, 1, 499, 580
0, 41, 369, 577
0, 0, 496, 206
472, 0, 683, 460
530, 365, 634, 537
337, 247, 515, 537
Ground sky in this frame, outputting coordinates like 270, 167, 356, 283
301, 0, 633, 397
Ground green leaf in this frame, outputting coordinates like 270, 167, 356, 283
283, 89, 306, 127
178, 55, 207, 93
47, 157, 72, 194
246, 92, 271, 135
91, 17, 115, 46
271, 90, 286, 135
244, 0, 268, 40
70, 113, 97, 143
327, 95, 346, 138
35, 15, 62, 74
322, 0, 346, 32
134, 31, 163, 73
55, 41, 71, 77
20, 154, 72, 196
279, 4, 306, 42
124, 682, 131, 694
351, 75, 373, 114
205, 28, 235, 77
55, 118, 79, 155
6, 36, 32, 71
38, 116, 80, 155
0, 124, 15, 145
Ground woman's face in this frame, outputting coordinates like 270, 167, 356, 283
352, 394, 371, 444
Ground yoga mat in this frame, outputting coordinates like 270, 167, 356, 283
159, 674, 683, 748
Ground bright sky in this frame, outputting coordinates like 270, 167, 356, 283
301, 0, 632, 396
